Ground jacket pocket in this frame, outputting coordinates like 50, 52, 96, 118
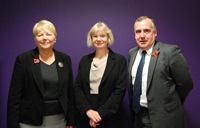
165, 101, 177, 111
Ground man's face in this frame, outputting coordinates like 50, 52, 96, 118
134, 19, 157, 50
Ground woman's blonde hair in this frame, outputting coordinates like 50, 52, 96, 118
33, 20, 57, 37
87, 22, 114, 47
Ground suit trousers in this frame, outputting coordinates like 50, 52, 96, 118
135, 107, 152, 128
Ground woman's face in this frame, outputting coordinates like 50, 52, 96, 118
92, 32, 108, 49
34, 29, 56, 50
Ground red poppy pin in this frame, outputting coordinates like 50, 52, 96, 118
33, 58, 40, 64
151, 50, 159, 57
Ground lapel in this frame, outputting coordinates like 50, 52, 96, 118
128, 47, 138, 89
85, 53, 95, 85
129, 47, 139, 77
54, 50, 68, 93
82, 52, 96, 95
31, 48, 44, 94
31, 48, 67, 95
147, 41, 160, 89
100, 48, 115, 85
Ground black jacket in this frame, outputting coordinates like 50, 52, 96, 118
74, 48, 127, 128
7, 48, 75, 128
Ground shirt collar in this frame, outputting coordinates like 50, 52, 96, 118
139, 45, 153, 56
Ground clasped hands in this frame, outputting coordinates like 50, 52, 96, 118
86, 109, 102, 128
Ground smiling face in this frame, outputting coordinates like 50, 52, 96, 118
92, 31, 109, 49
33, 20, 57, 51
87, 22, 114, 48
134, 18, 157, 50
34, 29, 56, 50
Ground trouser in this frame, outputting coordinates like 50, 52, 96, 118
19, 114, 66, 128
135, 107, 152, 128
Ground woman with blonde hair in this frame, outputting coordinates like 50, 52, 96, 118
7, 20, 75, 128
74, 22, 127, 128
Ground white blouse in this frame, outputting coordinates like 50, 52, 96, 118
90, 56, 108, 94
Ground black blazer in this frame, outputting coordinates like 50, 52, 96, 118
7, 48, 75, 128
128, 41, 193, 128
74, 48, 127, 127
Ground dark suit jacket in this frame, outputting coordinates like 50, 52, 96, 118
74, 48, 127, 128
7, 48, 75, 128
128, 41, 193, 128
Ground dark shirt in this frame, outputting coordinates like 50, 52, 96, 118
40, 61, 63, 115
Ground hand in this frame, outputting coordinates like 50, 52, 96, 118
66, 126, 73, 128
86, 109, 102, 123
89, 119, 100, 128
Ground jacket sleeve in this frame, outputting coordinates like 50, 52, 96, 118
7, 56, 23, 128
66, 56, 76, 126
170, 45, 194, 104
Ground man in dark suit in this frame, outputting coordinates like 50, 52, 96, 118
128, 16, 193, 128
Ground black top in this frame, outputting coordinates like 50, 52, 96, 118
40, 61, 63, 115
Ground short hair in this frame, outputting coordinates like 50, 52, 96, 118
134, 16, 157, 30
87, 22, 114, 47
33, 20, 57, 37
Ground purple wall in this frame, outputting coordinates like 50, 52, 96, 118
1, 0, 199, 127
